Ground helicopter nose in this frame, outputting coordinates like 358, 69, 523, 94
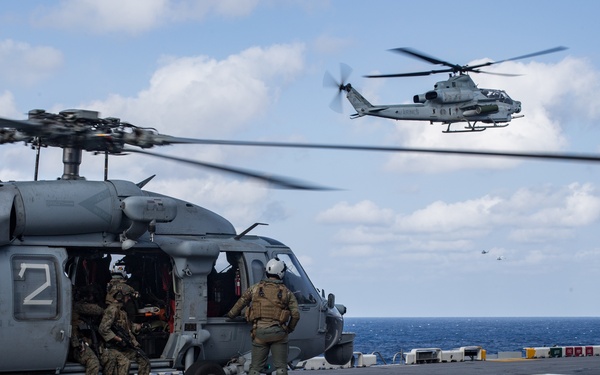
515, 101, 522, 113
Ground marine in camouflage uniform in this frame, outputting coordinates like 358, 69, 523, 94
227, 258, 300, 375
99, 283, 151, 375
70, 286, 129, 375
105, 260, 128, 305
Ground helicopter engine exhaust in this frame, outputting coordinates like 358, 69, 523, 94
413, 94, 427, 103
413, 91, 439, 103
463, 104, 499, 117
413, 89, 475, 104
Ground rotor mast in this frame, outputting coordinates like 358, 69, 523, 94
61, 147, 84, 180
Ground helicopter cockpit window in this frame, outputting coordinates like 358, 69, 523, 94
481, 89, 513, 104
276, 253, 318, 305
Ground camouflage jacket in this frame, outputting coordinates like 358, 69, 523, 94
70, 301, 104, 349
98, 302, 140, 347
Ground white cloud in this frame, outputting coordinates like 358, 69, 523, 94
0, 40, 63, 85
527, 183, 600, 227
316, 200, 394, 224
318, 182, 600, 255
82, 43, 305, 139
32, 0, 260, 34
395, 195, 502, 232
0, 90, 20, 117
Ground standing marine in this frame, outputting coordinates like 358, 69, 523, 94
227, 258, 300, 375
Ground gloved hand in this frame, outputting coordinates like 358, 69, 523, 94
78, 339, 86, 354
114, 337, 127, 348
225, 314, 245, 322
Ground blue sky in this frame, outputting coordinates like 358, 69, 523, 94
2, 1, 600, 317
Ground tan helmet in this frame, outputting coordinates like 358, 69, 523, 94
112, 283, 137, 301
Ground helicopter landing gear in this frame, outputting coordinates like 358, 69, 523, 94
442, 119, 510, 133
185, 360, 226, 375
442, 121, 485, 133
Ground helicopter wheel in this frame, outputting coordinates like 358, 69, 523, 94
185, 360, 226, 375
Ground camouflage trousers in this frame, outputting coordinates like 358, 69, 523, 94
73, 346, 131, 375
249, 325, 289, 375
118, 348, 151, 375
100, 348, 131, 375
73, 346, 100, 375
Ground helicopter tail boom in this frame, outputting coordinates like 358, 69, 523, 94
344, 85, 374, 117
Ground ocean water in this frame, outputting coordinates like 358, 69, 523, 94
346, 317, 600, 363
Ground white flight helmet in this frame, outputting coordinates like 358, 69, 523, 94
111, 260, 127, 279
265, 257, 287, 279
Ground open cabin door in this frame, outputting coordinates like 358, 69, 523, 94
0, 246, 71, 372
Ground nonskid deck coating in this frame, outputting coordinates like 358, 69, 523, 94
300, 356, 600, 375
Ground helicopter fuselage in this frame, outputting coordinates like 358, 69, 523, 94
0, 179, 354, 374
343, 75, 522, 133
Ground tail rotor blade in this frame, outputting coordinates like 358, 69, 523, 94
339, 63, 353, 85
324, 63, 353, 113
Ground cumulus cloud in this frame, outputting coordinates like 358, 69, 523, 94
82, 43, 305, 139
316, 200, 395, 225
0, 90, 20, 117
52, 42, 308, 187
318, 182, 600, 254
0, 39, 63, 85
32, 0, 260, 34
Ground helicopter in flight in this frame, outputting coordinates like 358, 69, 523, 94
325, 46, 567, 133
1, 108, 600, 375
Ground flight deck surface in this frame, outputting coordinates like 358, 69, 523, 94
300, 356, 600, 375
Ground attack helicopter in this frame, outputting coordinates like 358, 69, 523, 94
2, 108, 600, 375
325, 46, 567, 133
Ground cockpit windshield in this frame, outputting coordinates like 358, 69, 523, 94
480, 89, 513, 104
276, 253, 319, 305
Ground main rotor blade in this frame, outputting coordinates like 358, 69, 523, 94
471, 69, 522, 77
496, 46, 568, 64
0, 117, 41, 132
390, 47, 458, 69
467, 46, 568, 71
165, 138, 600, 164
378, 46, 567, 77
125, 148, 335, 191
365, 68, 453, 78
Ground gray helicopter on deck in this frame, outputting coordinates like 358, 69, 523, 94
325, 47, 567, 133
1, 108, 600, 375
0, 109, 354, 375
